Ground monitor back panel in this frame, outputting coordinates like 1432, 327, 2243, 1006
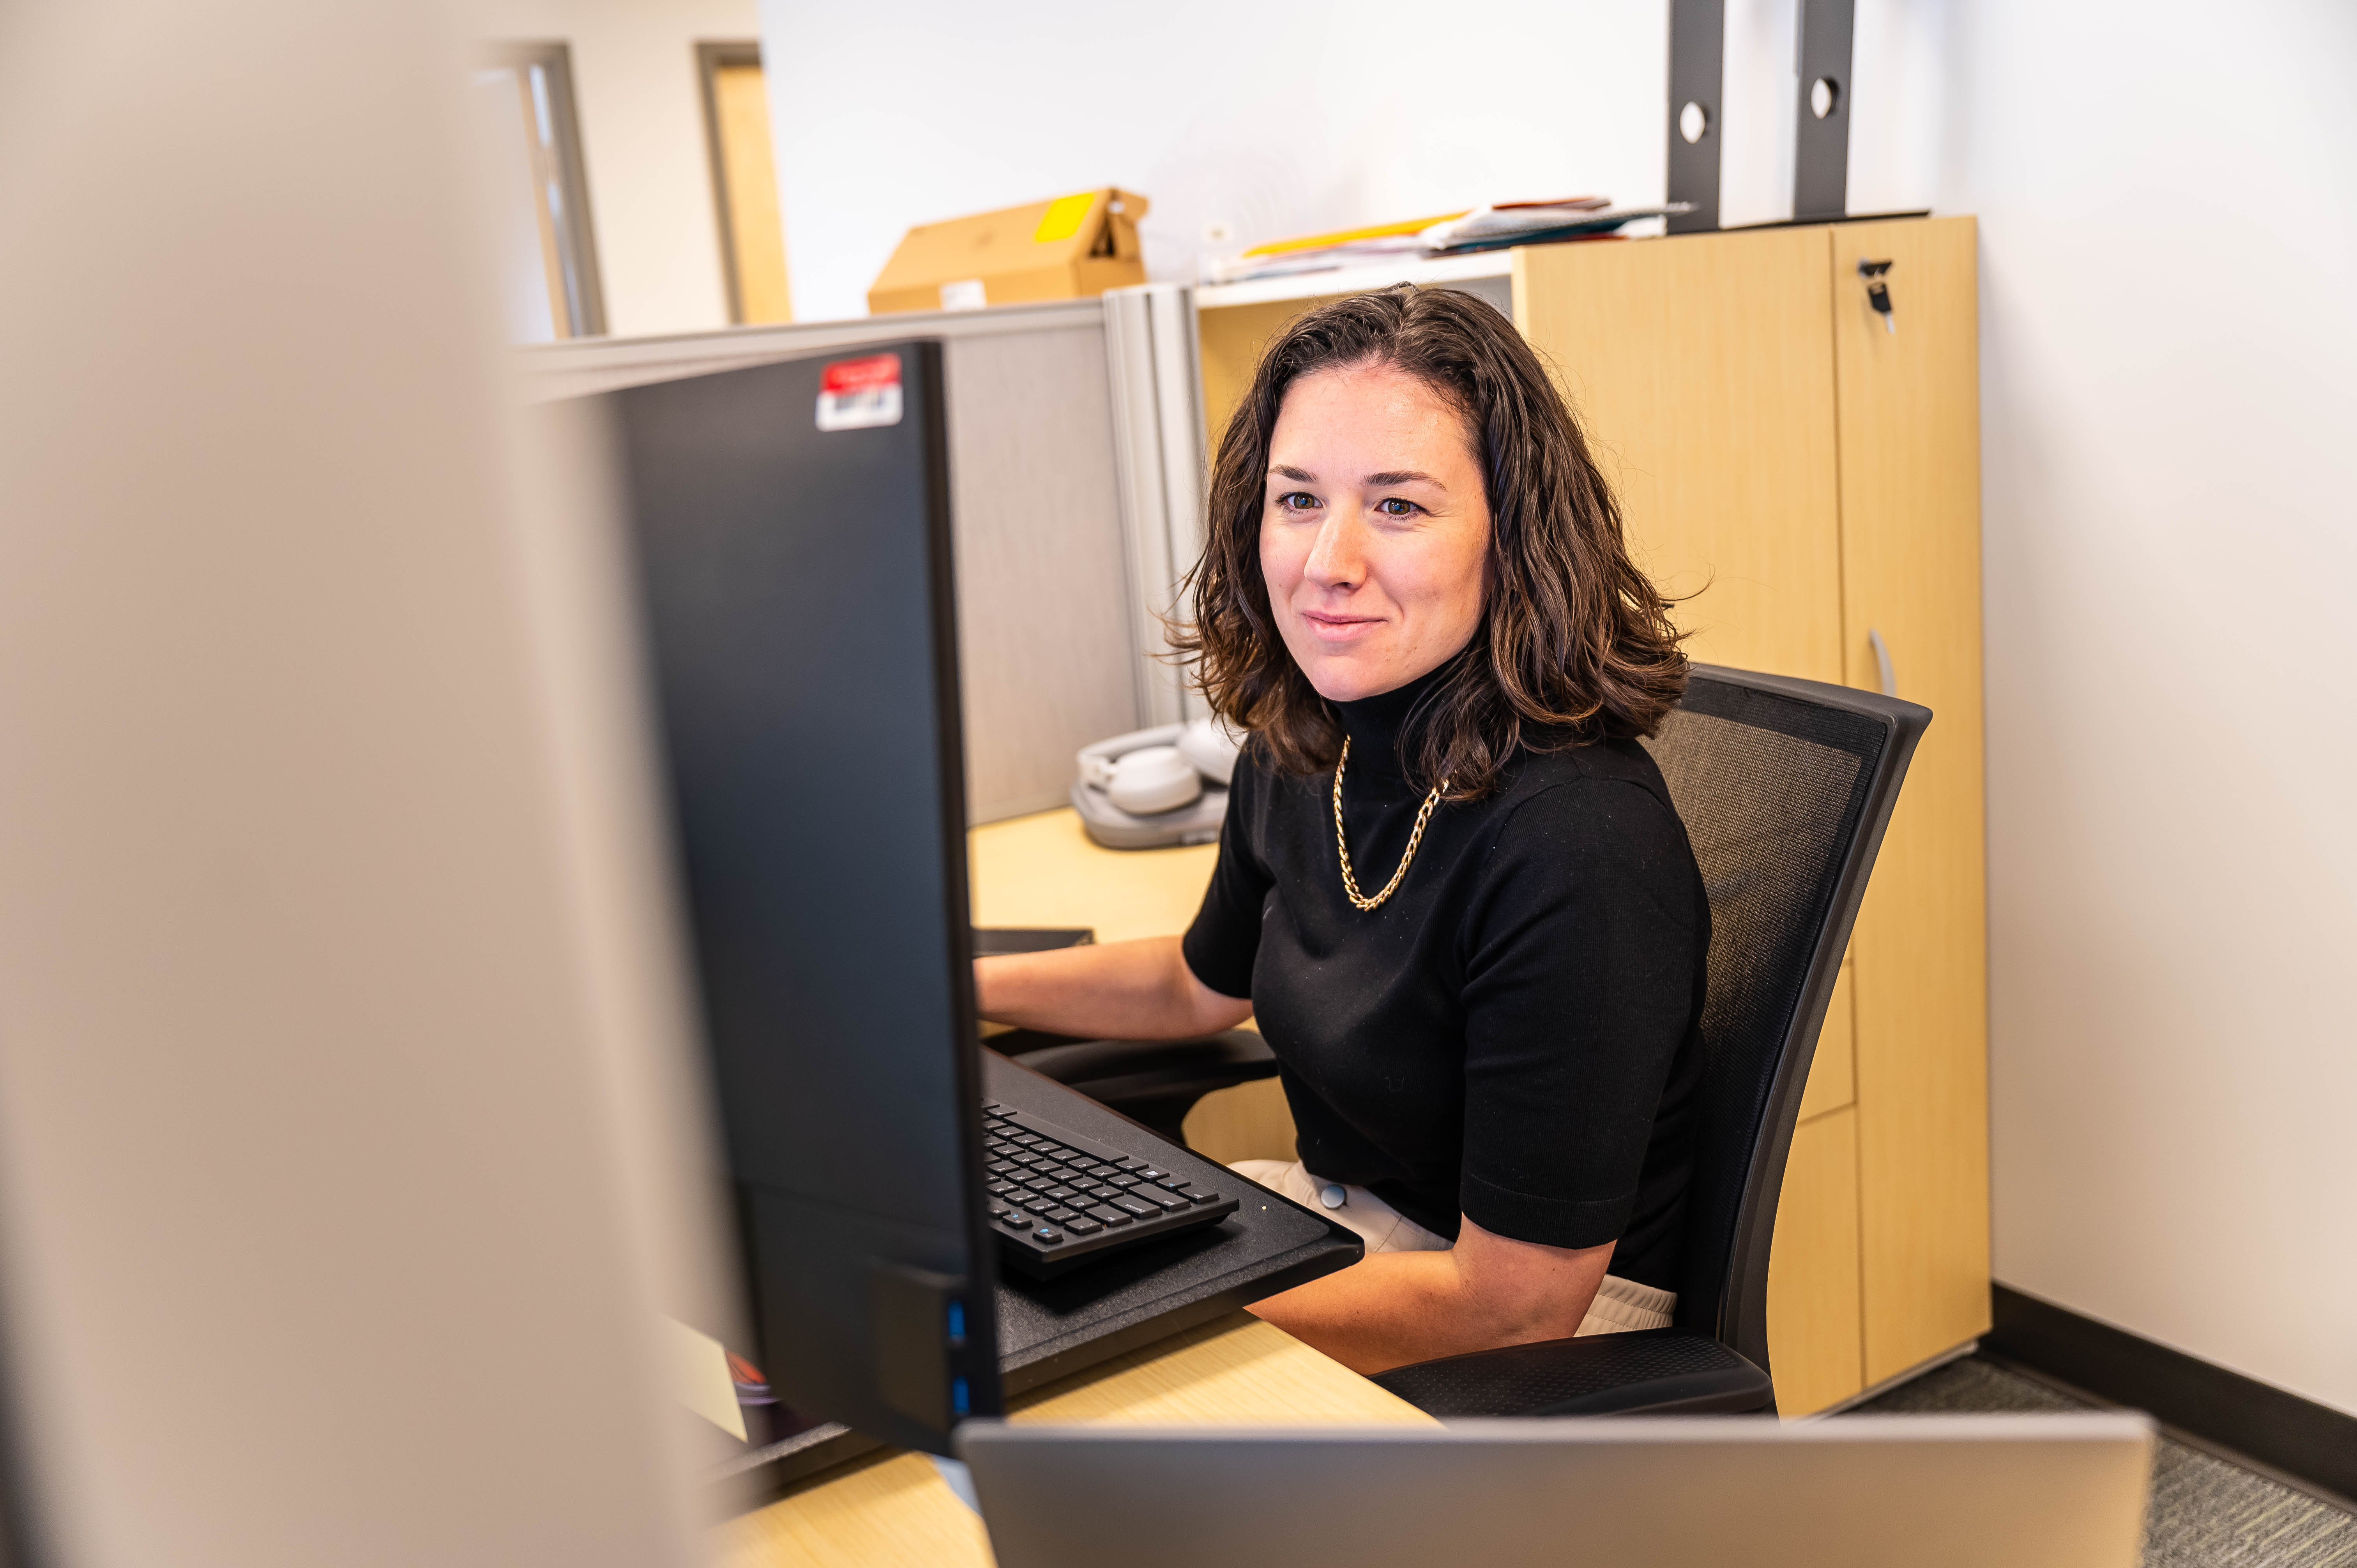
610, 342, 1000, 1453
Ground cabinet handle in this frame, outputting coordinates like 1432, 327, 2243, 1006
1868, 628, 1897, 697
1859, 258, 1896, 334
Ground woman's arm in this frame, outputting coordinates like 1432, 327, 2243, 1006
975, 936, 1253, 1040
1246, 1218, 1614, 1375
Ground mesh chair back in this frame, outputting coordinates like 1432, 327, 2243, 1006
1641, 666, 1928, 1378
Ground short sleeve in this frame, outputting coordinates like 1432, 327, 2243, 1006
1454, 779, 1704, 1251
1180, 759, 1272, 1001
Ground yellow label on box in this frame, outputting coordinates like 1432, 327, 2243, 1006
1034, 192, 1096, 244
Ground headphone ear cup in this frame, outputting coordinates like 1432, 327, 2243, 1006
1105, 745, 1203, 815
1176, 716, 1242, 786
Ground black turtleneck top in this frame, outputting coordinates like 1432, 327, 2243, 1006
1180, 671, 1708, 1290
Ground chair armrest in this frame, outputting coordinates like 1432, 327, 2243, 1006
1006, 1029, 1277, 1104
1369, 1326, 1774, 1418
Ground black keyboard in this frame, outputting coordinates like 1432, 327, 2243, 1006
981, 1100, 1238, 1278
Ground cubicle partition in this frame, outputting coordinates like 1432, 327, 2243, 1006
521, 300, 1159, 825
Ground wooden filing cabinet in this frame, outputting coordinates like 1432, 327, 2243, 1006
1189, 218, 1990, 1413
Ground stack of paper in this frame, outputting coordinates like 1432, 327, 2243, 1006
1421, 199, 1694, 254
1204, 212, 1466, 285
1205, 197, 1696, 285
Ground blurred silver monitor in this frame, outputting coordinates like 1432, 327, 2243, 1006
956, 1413, 2152, 1568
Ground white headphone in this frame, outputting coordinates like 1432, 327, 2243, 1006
1077, 718, 1242, 816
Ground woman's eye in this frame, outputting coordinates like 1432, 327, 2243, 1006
1274, 491, 1318, 512
1376, 497, 1421, 518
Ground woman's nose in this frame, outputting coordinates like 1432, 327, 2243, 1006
1304, 515, 1365, 588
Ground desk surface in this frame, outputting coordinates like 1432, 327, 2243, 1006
716, 810, 1424, 1568
967, 806, 1221, 945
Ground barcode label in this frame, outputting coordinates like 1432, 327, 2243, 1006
816, 353, 903, 431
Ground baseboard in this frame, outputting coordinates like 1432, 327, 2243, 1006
1988, 1282, 2357, 1509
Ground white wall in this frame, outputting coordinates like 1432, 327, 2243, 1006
757, 0, 1951, 323
466, 0, 760, 337
1943, 0, 2357, 1416
757, 0, 1671, 324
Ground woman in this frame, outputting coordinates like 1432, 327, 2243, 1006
977, 285, 1705, 1377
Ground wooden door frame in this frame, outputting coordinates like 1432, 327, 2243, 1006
696, 40, 765, 326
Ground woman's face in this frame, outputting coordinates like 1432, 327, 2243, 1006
1259, 361, 1491, 704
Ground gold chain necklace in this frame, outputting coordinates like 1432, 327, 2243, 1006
1332, 736, 1448, 913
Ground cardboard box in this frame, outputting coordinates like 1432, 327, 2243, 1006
867, 189, 1149, 315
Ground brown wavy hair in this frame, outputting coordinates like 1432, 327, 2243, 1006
1175, 284, 1687, 800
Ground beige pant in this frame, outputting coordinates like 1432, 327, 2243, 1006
1231, 1158, 1675, 1336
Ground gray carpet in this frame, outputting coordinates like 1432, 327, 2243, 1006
1847, 1357, 2357, 1567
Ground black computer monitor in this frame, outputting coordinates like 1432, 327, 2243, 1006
608, 341, 1000, 1457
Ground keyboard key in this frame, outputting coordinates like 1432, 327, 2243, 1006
1064, 1217, 1103, 1234
1136, 1168, 1168, 1182
987, 1181, 1019, 1197
1156, 1177, 1191, 1190
1031, 1227, 1063, 1245
1044, 1186, 1079, 1202
1110, 1196, 1157, 1218
1086, 1206, 1133, 1227
1137, 1189, 1188, 1211
1187, 1189, 1221, 1204
1083, 1184, 1122, 1201
1041, 1207, 1078, 1224
988, 1202, 1012, 1220
1000, 1211, 1032, 1229
1114, 1158, 1147, 1172
1108, 1174, 1141, 1189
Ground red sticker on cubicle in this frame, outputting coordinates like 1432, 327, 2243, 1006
815, 353, 904, 432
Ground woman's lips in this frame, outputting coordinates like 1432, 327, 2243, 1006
1299, 609, 1385, 643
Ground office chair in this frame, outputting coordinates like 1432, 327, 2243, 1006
1016, 666, 1929, 1417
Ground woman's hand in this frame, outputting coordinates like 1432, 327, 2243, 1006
1244, 1217, 1615, 1375
975, 935, 1253, 1041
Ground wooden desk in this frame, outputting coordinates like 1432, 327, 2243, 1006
714, 809, 1413, 1568
966, 805, 1220, 943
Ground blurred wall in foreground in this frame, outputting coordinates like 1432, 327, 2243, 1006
0, 0, 703, 1561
